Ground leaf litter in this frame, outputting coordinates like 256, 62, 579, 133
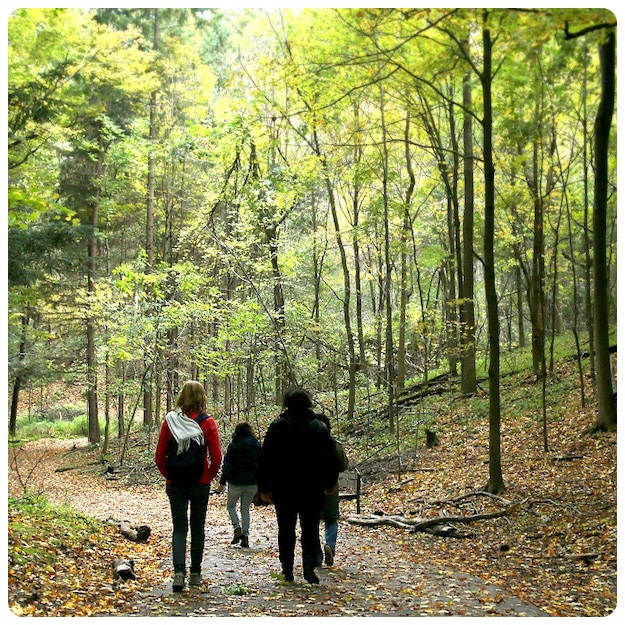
7, 365, 617, 617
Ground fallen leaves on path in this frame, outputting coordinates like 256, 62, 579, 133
7, 363, 617, 617
357, 366, 617, 617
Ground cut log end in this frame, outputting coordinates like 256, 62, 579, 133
112, 558, 136, 580
120, 520, 151, 542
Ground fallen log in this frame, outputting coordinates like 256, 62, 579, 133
348, 498, 527, 538
112, 558, 136, 580
120, 520, 151, 542
428, 490, 512, 507
551, 454, 583, 461
107, 517, 151, 542
564, 553, 600, 565
54, 461, 102, 473
348, 514, 414, 531
347, 514, 472, 538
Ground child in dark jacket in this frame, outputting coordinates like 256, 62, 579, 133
217, 422, 261, 548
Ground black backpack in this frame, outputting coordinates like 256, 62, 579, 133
166, 413, 209, 485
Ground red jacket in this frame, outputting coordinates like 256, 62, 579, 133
155, 411, 222, 484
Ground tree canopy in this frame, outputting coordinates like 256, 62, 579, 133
8, 8, 617, 473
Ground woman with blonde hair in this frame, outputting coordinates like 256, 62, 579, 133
155, 381, 222, 591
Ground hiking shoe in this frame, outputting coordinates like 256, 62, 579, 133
172, 572, 185, 592
282, 570, 294, 583
324, 544, 334, 566
231, 528, 243, 544
240, 535, 249, 548
189, 572, 202, 586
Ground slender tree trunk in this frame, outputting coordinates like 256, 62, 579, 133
9, 303, 30, 438
379, 80, 395, 432
374, 235, 384, 388
86, 222, 100, 443
529, 108, 546, 380
446, 88, 461, 377
415, 265, 429, 384
581, 41, 595, 385
143, 8, 159, 427
591, 30, 616, 431
351, 105, 367, 373
565, 195, 586, 407
417, 89, 460, 378
266, 223, 289, 402
86, 140, 104, 446
516, 264, 525, 348
460, 71, 477, 393
117, 363, 125, 439
548, 197, 563, 375
481, 16, 504, 494
313, 130, 357, 419
398, 111, 416, 390
311, 192, 324, 390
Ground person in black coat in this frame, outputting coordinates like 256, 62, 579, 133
257, 388, 340, 584
217, 422, 262, 548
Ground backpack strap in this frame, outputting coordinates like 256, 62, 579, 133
195, 413, 210, 441
195, 413, 209, 425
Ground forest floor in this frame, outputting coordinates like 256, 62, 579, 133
7, 368, 618, 618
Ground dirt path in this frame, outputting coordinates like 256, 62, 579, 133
9, 439, 549, 617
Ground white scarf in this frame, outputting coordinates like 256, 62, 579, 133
165, 408, 205, 454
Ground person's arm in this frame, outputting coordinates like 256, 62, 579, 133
155, 421, 172, 479
256, 422, 279, 496
219, 442, 234, 485
322, 430, 341, 491
336, 440, 349, 472
202, 417, 222, 482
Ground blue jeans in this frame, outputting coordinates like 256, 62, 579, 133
226, 483, 257, 536
166, 482, 210, 574
315, 491, 339, 566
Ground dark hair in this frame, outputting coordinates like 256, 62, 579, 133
282, 387, 313, 412
233, 422, 255, 441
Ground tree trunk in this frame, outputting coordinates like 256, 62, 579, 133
529, 130, 546, 380
311, 191, 324, 390
581, 41, 595, 386
313, 129, 357, 419
591, 30, 616, 431
266, 222, 290, 402
379, 79, 395, 432
86, 142, 104, 446
143, 8, 159, 428
446, 88, 461, 377
398, 111, 416, 390
460, 70, 477, 394
565, 196, 586, 407
516, 264, 525, 348
117, 363, 125, 439
481, 16, 504, 494
351, 103, 367, 374
9, 303, 30, 438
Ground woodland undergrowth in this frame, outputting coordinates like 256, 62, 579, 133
350, 359, 617, 617
7, 360, 617, 617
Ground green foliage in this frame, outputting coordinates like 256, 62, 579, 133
7, 7, 616, 437
9, 494, 106, 568
222, 583, 250, 596
12, 411, 98, 442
